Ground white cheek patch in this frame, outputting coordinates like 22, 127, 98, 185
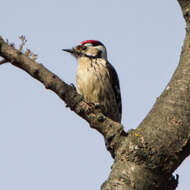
84, 43, 91, 47
85, 47, 99, 57
96, 45, 107, 59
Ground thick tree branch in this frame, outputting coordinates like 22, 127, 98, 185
102, 1, 190, 190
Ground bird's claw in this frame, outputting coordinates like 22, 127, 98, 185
86, 102, 103, 112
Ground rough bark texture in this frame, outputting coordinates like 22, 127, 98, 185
1, 1, 190, 190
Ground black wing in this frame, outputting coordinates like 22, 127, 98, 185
107, 62, 122, 121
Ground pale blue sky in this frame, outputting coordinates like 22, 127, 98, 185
0, 0, 189, 189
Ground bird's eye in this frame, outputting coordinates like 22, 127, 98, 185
81, 46, 87, 50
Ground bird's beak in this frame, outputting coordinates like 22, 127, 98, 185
62, 48, 74, 54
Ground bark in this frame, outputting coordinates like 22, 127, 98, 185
0, 1, 190, 190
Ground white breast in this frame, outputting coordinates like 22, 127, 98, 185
76, 57, 110, 103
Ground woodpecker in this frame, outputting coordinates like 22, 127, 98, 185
63, 40, 122, 123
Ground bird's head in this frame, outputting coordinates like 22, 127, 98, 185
63, 40, 107, 59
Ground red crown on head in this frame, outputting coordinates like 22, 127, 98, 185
80, 40, 103, 46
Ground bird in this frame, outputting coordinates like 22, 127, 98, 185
63, 40, 122, 123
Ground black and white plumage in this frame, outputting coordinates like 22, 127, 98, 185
63, 40, 122, 123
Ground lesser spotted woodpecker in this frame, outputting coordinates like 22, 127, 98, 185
63, 40, 122, 123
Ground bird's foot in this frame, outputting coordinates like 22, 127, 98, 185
86, 102, 103, 113
90, 102, 101, 109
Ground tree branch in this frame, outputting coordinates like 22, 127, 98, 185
0, 36, 124, 157
0, 58, 8, 65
